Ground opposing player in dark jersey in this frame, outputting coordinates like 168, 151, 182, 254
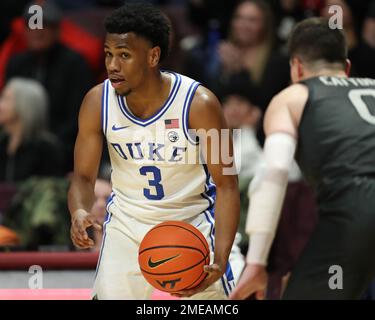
230, 17, 375, 299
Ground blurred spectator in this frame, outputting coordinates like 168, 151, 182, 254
221, 85, 262, 186
362, 1, 375, 49
90, 178, 111, 251
220, 83, 262, 251
0, 78, 63, 182
5, 0, 94, 173
349, 1, 375, 79
183, 0, 290, 144
272, 0, 307, 52
344, 0, 368, 35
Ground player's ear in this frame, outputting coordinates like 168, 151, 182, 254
345, 59, 351, 76
297, 58, 304, 79
291, 57, 304, 81
148, 46, 161, 68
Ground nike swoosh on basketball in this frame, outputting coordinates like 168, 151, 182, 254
148, 254, 180, 268
112, 124, 130, 131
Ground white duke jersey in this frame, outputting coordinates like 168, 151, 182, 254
101, 71, 216, 224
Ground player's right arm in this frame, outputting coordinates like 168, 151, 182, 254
68, 84, 104, 249
230, 84, 308, 300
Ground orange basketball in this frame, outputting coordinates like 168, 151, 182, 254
138, 221, 210, 293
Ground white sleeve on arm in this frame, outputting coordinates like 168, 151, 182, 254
245, 132, 297, 265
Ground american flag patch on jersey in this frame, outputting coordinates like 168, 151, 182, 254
165, 119, 179, 129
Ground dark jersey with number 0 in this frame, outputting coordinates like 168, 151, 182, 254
296, 76, 375, 204
283, 76, 375, 299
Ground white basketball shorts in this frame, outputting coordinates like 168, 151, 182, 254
93, 207, 245, 300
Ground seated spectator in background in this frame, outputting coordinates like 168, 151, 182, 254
0, 77, 63, 182
5, 0, 93, 173
221, 84, 262, 188
220, 85, 262, 252
220, 82, 303, 254
349, 1, 375, 79
90, 179, 112, 251
272, 0, 308, 53
362, 1, 375, 51
184, 0, 290, 144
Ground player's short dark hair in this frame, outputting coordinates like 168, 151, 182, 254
288, 17, 347, 68
104, 3, 171, 63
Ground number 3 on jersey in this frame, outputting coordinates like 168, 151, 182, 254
140, 166, 165, 200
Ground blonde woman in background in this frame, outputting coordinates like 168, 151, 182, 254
0, 78, 63, 182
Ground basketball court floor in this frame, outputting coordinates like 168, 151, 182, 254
0, 252, 179, 300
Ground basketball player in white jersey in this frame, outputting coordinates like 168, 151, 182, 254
68, 3, 244, 299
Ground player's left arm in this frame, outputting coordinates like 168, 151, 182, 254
173, 86, 240, 297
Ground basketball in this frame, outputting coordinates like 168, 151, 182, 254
138, 221, 210, 293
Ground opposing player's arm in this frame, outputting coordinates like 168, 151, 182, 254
67, 84, 104, 249
173, 86, 240, 297
229, 83, 308, 300
245, 84, 307, 263
264, 83, 308, 137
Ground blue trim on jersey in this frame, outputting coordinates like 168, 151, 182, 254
182, 81, 201, 145
204, 211, 215, 253
225, 262, 234, 282
201, 163, 234, 293
116, 72, 181, 127
101, 80, 109, 136
101, 81, 105, 135
105, 192, 115, 213
104, 80, 109, 136
105, 80, 110, 135
201, 191, 214, 211
203, 209, 234, 296
201, 164, 216, 217
101, 80, 109, 135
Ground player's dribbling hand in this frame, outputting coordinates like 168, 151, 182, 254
170, 263, 224, 298
229, 264, 268, 300
70, 209, 102, 249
